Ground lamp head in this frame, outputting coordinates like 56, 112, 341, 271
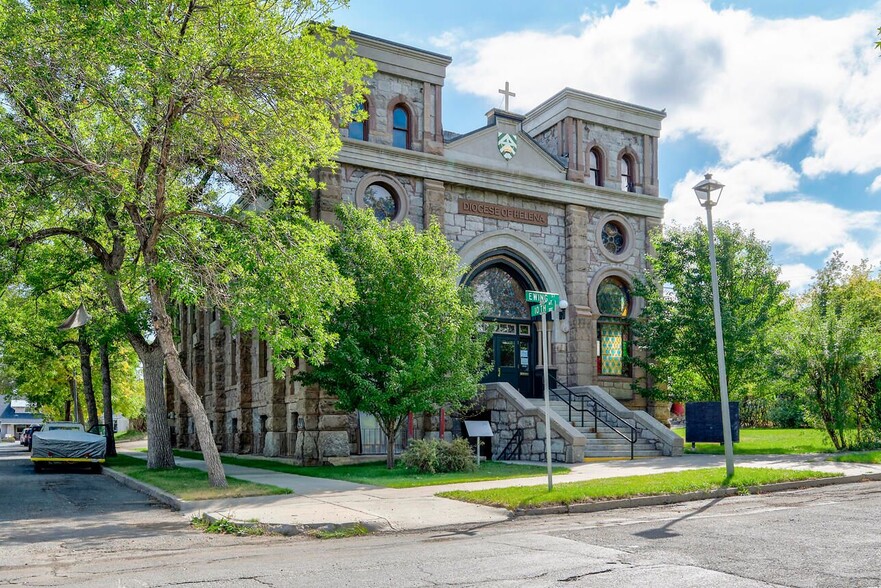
693, 173, 724, 208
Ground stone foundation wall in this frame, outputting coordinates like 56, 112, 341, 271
482, 382, 585, 463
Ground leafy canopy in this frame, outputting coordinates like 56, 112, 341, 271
632, 221, 790, 402
304, 206, 488, 438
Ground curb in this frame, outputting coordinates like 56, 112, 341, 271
512, 472, 881, 516
196, 512, 391, 537
102, 466, 185, 511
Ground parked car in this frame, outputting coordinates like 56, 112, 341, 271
31, 421, 106, 473
26, 425, 41, 451
19, 428, 31, 446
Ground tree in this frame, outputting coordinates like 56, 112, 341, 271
777, 255, 881, 449
0, 0, 372, 485
632, 221, 790, 403
303, 206, 487, 468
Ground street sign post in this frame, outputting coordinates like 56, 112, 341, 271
525, 290, 561, 491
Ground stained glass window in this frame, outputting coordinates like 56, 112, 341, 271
597, 279, 630, 317
363, 183, 398, 221
470, 266, 530, 319
596, 278, 631, 376
601, 221, 625, 255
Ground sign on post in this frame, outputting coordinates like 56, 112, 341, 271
524, 290, 560, 491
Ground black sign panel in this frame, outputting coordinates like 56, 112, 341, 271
685, 402, 740, 443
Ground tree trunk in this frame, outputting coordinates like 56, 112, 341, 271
383, 418, 399, 469
70, 377, 85, 425
148, 281, 227, 487
64, 400, 71, 421
78, 333, 99, 432
142, 346, 175, 469
100, 342, 117, 458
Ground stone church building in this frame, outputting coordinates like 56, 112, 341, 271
166, 31, 682, 464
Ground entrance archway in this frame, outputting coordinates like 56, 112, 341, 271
465, 251, 544, 398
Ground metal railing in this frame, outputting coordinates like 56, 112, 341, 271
496, 429, 523, 461
547, 375, 638, 460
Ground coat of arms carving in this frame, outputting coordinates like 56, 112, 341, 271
497, 133, 518, 161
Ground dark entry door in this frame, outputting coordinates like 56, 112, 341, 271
486, 334, 521, 390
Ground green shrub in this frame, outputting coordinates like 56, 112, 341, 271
438, 438, 477, 473
400, 439, 439, 473
400, 438, 476, 473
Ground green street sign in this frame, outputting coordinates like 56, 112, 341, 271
525, 290, 560, 304
530, 302, 555, 316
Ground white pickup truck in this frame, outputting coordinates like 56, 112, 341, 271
31, 421, 107, 472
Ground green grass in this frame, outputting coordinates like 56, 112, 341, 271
309, 524, 371, 540
191, 515, 270, 536
831, 450, 881, 464
173, 449, 570, 489
675, 428, 837, 455
438, 467, 841, 510
115, 430, 147, 442
105, 455, 292, 500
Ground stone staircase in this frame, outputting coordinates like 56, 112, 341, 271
532, 397, 664, 459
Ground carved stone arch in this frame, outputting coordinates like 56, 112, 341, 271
588, 267, 643, 319
458, 229, 569, 341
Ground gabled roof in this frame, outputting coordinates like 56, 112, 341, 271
444, 110, 566, 180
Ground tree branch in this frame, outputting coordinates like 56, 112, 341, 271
7, 227, 110, 266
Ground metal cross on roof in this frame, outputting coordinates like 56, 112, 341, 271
498, 81, 516, 111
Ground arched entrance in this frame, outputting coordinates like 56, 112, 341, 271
465, 251, 544, 398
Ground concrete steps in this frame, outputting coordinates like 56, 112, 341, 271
531, 397, 664, 459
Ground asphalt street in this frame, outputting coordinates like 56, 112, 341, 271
2, 441, 881, 587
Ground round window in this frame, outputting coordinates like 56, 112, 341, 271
597, 279, 630, 317
363, 183, 399, 221
601, 221, 626, 255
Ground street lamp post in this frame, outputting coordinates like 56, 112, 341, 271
693, 173, 735, 477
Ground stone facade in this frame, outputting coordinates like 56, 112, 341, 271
166, 30, 671, 464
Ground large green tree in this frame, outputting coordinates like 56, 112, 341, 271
303, 206, 487, 468
0, 0, 372, 485
776, 255, 881, 450
632, 221, 790, 403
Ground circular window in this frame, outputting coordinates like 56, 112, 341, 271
597, 278, 630, 317
363, 183, 399, 221
601, 222, 626, 255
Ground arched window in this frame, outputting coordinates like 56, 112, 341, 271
348, 102, 368, 141
392, 105, 410, 149
589, 148, 603, 187
620, 154, 635, 192
596, 277, 632, 376
470, 266, 531, 319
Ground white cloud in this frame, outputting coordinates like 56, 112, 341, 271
779, 263, 816, 293
666, 160, 881, 256
870, 174, 881, 193
447, 0, 881, 171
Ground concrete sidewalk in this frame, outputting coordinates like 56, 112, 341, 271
111, 444, 881, 535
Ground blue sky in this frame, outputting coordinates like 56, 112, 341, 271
333, 0, 881, 291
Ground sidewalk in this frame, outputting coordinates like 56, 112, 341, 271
111, 443, 881, 535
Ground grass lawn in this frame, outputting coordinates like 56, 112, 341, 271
105, 455, 292, 500
831, 451, 881, 464
438, 467, 841, 510
173, 449, 570, 489
675, 428, 836, 455
115, 430, 147, 442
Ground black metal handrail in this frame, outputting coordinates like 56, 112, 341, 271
496, 429, 523, 461
547, 374, 637, 459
